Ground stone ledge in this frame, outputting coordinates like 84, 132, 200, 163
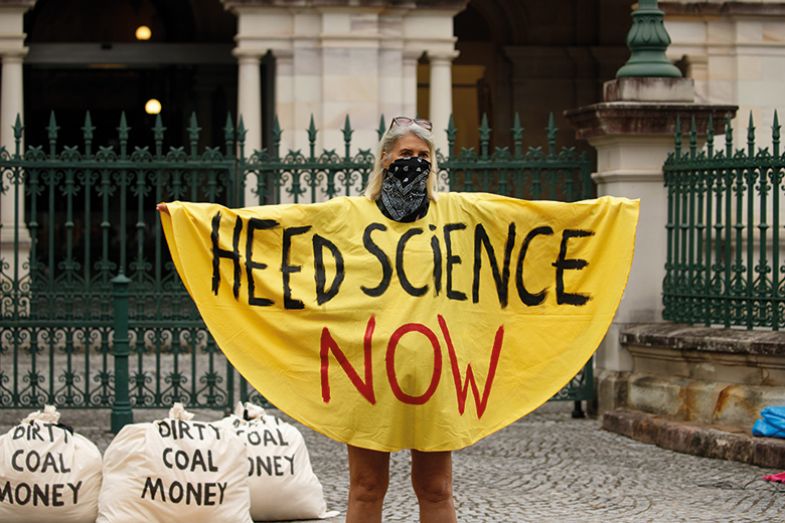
661, 1, 785, 17
603, 409, 785, 469
565, 103, 737, 141
621, 323, 785, 356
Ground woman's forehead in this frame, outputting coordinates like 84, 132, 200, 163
393, 133, 429, 151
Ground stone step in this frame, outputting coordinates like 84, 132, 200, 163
603, 408, 785, 469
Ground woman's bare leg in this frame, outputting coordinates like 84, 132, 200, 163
346, 444, 390, 523
411, 450, 457, 523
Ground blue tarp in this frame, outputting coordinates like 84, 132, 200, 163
752, 406, 785, 438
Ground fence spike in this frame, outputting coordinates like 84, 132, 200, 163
12, 114, 23, 157
273, 115, 282, 156
224, 113, 235, 157
546, 112, 557, 156
689, 115, 697, 158
117, 111, 130, 158
153, 114, 166, 158
724, 116, 733, 157
342, 115, 353, 139
47, 111, 59, 157
82, 111, 95, 141
706, 114, 714, 158
237, 116, 248, 158
512, 112, 524, 159
307, 114, 317, 159
446, 114, 457, 159
747, 112, 756, 156
377, 114, 386, 141
82, 111, 95, 157
187, 112, 201, 157
479, 113, 491, 159
774, 110, 781, 158
674, 115, 682, 159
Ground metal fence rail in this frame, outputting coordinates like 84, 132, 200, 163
0, 110, 594, 422
663, 112, 785, 330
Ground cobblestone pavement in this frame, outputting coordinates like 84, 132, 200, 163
3, 402, 785, 522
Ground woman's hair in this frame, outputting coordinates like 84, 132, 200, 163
364, 122, 439, 201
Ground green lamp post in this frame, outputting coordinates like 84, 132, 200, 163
616, 0, 682, 78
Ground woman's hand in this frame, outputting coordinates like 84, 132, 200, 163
156, 202, 169, 214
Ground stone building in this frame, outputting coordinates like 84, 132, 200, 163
1, 0, 785, 442
2, 1, 781, 150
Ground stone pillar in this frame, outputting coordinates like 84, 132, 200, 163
274, 48, 294, 154
379, 40, 404, 128
403, 6, 462, 154
235, 51, 263, 156
401, 49, 420, 119
565, 77, 736, 412
0, 0, 36, 276
428, 50, 458, 154
291, 11, 321, 153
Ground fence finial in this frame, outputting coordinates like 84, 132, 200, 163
689, 115, 697, 158
237, 116, 247, 158
546, 112, 557, 157
47, 111, 59, 158
724, 116, 733, 157
82, 111, 95, 157
307, 114, 317, 160
377, 114, 386, 141
446, 114, 456, 159
117, 112, 130, 159
224, 113, 235, 157
773, 110, 780, 158
674, 115, 682, 158
706, 114, 714, 158
153, 114, 166, 158
479, 113, 490, 159
273, 115, 282, 158
188, 112, 201, 158
512, 112, 524, 159
747, 112, 756, 156
342, 115, 353, 160
12, 114, 23, 156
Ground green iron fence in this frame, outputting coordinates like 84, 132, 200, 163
663, 112, 785, 329
0, 110, 594, 425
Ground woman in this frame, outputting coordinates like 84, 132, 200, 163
159, 117, 457, 523
347, 117, 457, 523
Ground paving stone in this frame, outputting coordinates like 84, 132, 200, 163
3, 403, 785, 522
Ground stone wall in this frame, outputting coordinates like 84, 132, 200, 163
611, 323, 785, 431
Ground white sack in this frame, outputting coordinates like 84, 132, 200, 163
218, 402, 337, 521
0, 405, 102, 523
97, 403, 252, 523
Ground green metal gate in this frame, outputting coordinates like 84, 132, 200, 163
0, 111, 594, 425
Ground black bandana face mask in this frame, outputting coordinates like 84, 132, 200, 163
380, 157, 431, 221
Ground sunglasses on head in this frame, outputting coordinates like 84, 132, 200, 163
389, 116, 433, 132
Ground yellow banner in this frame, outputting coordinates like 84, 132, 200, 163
161, 193, 639, 451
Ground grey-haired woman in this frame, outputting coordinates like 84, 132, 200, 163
158, 117, 456, 523
347, 117, 456, 523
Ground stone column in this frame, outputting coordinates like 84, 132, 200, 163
235, 51, 263, 156
0, 0, 36, 277
379, 40, 404, 128
565, 77, 736, 412
401, 49, 419, 119
274, 48, 294, 154
428, 50, 458, 155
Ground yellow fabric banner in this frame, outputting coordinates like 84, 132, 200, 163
161, 193, 639, 452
